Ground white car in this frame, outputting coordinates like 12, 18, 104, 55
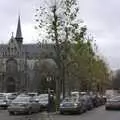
0, 94, 10, 108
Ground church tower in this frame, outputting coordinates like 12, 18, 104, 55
15, 16, 23, 46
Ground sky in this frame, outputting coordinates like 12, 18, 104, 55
0, 0, 119, 70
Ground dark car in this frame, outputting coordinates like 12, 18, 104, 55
80, 94, 93, 110
60, 96, 87, 114
90, 95, 98, 107
91, 94, 104, 107
98, 95, 106, 105
105, 96, 120, 110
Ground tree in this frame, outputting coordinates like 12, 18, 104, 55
35, 0, 111, 110
65, 31, 111, 93
113, 70, 120, 89
35, 0, 86, 110
33, 58, 57, 91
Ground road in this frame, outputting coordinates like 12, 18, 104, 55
0, 109, 40, 120
1, 106, 120, 120
52, 106, 120, 120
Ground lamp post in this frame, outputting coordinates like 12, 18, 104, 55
46, 76, 52, 114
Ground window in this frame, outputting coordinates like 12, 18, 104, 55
6, 59, 18, 72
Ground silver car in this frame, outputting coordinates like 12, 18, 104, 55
0, 94, 9, 109
105, 96, 120, 110
8, 96, 40, 115
35, 94, 48, 110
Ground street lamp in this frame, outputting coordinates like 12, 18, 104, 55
46, 76, 52, 114
46, 76, 52, 93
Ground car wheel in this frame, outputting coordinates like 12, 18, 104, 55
78, 109, 83, 114
9, 112, 14, 116
105, 107, 109, 110
39, 107, 42, 112
28, 108, 32, 115
60, 111, 64, 114
84, 108, 87, 113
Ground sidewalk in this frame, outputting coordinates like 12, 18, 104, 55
38, 111, 59, 120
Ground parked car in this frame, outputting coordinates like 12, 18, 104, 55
18, 92, 38, 98
35, 94, 49, 111
98, 95, 106, 105
27, 92, 38, 97
8, 96, 40, 115
60, 96, 87, 114
103, 95, 107, 103
90, 94, 99, 107
71, 91, 80, 98
105, 96, 120, 110
80, 94, 93, 110
0, 94, 9, 109
6, 93, 18, 106
90, 94, 105, 107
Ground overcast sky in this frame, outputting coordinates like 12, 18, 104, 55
0, 0, 120, 70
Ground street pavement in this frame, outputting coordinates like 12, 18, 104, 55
0, 109, 40, 120
1, 106, 120, 120
51, 106, 120, 120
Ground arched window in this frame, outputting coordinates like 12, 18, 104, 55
6, 59, 18, 73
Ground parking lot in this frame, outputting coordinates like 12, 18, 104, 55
0, 92, 108, 120
1, 106, 120, 120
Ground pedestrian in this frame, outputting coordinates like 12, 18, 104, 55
47, 90, 56, 113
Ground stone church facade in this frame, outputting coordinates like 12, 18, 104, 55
0, 16, 55, 93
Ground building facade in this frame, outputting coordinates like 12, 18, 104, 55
0, 16, 55, 92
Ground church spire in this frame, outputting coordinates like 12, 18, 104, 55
15, 15, 23, 43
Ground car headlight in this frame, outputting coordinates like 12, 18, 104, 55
60, 103, 63, 107
3, 100, 7, 103
74, 103, 78, 107
3, 102, 7, 104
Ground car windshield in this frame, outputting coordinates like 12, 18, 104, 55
39, 94, 48, 99
8, 95, 16, 100
12, 97, 30, 103
40, 98, 48, 101
63, 97, 78, 102
71, 94, 79, 98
